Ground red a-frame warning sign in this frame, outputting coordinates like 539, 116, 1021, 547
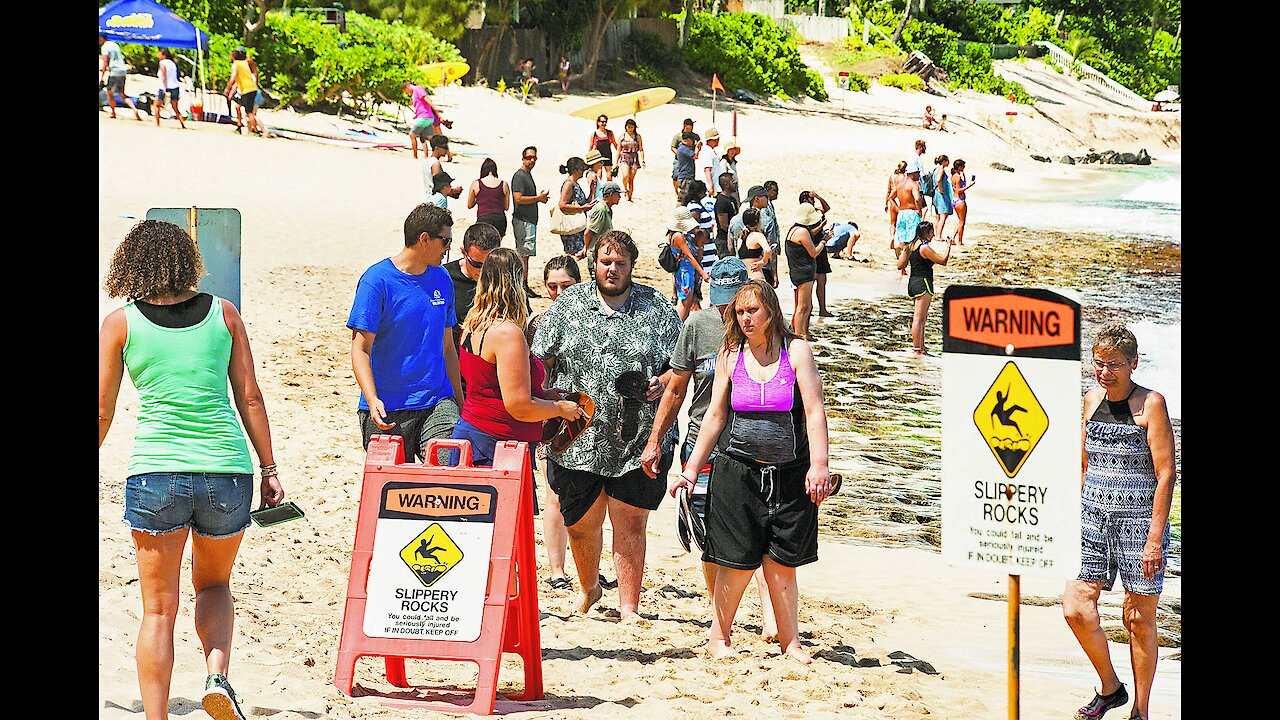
333, 436, 543, 714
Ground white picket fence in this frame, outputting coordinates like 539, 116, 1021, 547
1033, 40, 1149, 108
779, 15, 850, 43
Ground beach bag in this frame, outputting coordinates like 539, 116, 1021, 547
920, 167, 937, 197
657, 241, 680, 273
549, 206, 587, 235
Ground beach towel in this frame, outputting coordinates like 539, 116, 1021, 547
933, 172, 953, 215
895, 209, 921, 247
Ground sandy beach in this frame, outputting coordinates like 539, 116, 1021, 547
99, 72, 1180, 718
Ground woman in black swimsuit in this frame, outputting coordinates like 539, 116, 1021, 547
587, 114, 618, 177
784, 203, 825, 340
895, 220, 950, 355
736, 207, 774, 286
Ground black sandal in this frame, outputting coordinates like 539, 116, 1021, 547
1074, 683, 1128, 720
545, 576, 571, 590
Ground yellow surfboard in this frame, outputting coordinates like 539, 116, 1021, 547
568, 87, 677, 120
418, 61, 470, 86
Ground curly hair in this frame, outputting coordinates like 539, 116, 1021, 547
103, 220, 204, 300
590, 229, 639, 266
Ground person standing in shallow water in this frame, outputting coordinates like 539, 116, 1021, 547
896, 220, 950, 356
1063, 323, 1176, 720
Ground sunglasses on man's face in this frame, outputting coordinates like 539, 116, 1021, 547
524, 155, 537, 161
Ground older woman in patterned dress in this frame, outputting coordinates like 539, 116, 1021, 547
1063, 323, 1177, 720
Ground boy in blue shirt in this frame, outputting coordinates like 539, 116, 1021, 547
348, 203, 464, 462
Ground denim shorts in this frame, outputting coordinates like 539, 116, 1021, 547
123, 472, 254, 538
158, 86, 180, 103
450, 417, 540, 514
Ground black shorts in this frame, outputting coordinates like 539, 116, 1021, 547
237, 91, 258, 111
815, 247, 831, 275
106, 75, 127, 94
907, 275, 934, 298
158, 86, 180, 103
548, 455, 673, 527
476, 212, 507, 237
702, 453, 818, 570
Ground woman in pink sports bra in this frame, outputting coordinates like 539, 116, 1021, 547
670, 280, 833, 664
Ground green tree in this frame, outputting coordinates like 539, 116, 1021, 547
1063, 31, 1109, 74
348, 0, 472, 41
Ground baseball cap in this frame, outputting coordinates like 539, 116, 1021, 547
682, 117, 696, 126
708, 257, 749, 306
681, 131, 697, 141
746, 185, 767, 201
600, 181, 622, 196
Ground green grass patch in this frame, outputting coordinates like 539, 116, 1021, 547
1168, 485, 1180, 541
878, 73, 925, 91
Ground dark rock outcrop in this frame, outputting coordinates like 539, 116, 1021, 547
990, 162, 1015, 172
1030, 154, 1051, 163
1059, 155, 1076, 164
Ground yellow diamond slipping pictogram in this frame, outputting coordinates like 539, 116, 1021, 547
399, 523, 464, 588
972, 361, 1049, 478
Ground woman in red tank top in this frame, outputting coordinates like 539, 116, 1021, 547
451, 248, 584, 471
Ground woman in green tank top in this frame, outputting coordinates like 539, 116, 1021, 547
99, 220, 285, 720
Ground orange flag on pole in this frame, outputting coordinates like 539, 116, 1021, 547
711, 73, 725, 94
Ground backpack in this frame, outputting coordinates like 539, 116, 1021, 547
920, 166, 937, 197
657, 237, 680, 273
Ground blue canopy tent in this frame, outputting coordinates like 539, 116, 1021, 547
99, 0, 211, 110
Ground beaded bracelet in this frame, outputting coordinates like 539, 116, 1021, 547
260, 463, 279, 478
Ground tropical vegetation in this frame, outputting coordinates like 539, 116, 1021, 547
682, 12, 828, 101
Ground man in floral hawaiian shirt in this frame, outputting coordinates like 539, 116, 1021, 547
531, 229, 683, 621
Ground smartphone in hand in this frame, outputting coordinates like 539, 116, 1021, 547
250, 502, 305, 528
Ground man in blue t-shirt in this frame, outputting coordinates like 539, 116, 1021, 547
348, 203, 464, 463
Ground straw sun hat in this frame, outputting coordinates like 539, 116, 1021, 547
669, 206, 699, 234
795, 203, 825, 228
584, 148, 605, 166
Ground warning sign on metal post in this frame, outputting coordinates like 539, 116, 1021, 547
941, 286, 1082, 577
363, 482, 497, 642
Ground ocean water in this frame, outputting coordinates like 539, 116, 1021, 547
817, 159, 1182, 568
983, 162, 1182, 419
978, 162, 1183, 247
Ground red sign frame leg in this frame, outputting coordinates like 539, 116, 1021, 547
332, 436, 544, 714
